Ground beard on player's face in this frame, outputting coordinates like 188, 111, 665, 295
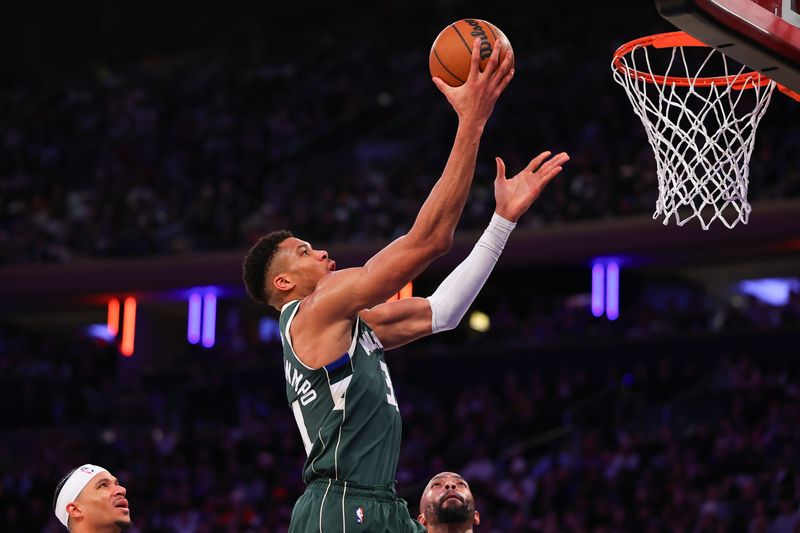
433, 494, 473, 524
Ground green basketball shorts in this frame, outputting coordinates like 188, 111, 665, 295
288, 478, 426, 533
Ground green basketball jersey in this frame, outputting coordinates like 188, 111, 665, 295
279, 299, 403, 486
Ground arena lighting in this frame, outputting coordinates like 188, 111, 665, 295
187, 292, 202, 344
386, 282, 414, 302
86, 324, 116, 343
468, 310, 490, 332
606, 262, 620, 321
107, 298, 120, 336
120, 297, 137, 356
399, 282, 413, 299
591, 263, 605, 317
259, 317, 281, 342
591, 260, 621, 320
739, 278, 799, 306
201, 293, 217, 348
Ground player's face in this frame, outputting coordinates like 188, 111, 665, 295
277, 237, 336, 293
73, 471, 131, 530
418, 472, 479, 526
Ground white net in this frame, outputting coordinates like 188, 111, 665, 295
612, 38, 776, 229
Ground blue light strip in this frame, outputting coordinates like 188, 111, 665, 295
606, 262, 619, 321
201, 293, 217, 348
592, 263, 605, 317
187, 293, 202, 344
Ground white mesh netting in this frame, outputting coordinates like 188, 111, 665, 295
612, 41, 776, 229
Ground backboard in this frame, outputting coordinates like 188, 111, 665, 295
656, 0, 800, 93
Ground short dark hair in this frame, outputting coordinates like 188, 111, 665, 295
53, 467, 79, 515
242, 230, 293, 304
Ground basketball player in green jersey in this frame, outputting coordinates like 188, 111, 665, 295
419, 472, 479, 532
243, 38, 569, 532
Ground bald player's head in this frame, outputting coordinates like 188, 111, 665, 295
419, 472, 479, 530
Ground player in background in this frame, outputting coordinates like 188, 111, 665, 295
52, 464, 131, 532
419, 472, 480, 532
243, 36, 568, 531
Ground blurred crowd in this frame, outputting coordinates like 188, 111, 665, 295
2, 3, 798, 264
2, 283, 799, 532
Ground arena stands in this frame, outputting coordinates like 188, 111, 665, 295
2, 284, 799, 532
1, 3, 798, 264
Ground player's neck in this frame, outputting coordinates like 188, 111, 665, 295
281, 287, 314, 308
276, 294, 304, 311
427, 524, 474, 533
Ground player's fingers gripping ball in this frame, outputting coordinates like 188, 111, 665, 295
429, 19, 513, 86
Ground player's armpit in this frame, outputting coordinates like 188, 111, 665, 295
289, 265, 434, 368
359, 297, 433, 351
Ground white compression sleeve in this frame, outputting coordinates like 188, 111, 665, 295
426, 213, 516, 333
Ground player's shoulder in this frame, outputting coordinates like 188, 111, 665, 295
313, 265, 360, 294
287, 294, 360, 369
297, 270, 363, 321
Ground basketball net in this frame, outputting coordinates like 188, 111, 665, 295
612, 32, 777, 229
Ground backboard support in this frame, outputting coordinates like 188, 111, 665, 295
656, 0, 800, 94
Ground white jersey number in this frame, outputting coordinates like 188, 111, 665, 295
379, 361, 399, 411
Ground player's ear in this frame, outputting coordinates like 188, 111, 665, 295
67, 501, 84, 521
274, 273, 294, 293
417, 513, 427, 525
474, 510, 480, 525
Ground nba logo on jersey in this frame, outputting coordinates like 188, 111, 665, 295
355, 506, 365, 524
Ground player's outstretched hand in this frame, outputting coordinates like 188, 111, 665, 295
493, 151, 570, 222
432, 37, 514, 126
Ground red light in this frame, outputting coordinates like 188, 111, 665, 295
399, 282, 413, 299
107, 298, 120, 336
120, 297, 137, 356
385, 282, 413, 303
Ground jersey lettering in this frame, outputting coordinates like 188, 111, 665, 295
358, 329, 383, 355
300, 389, 317, 406
284, 359, 318, 405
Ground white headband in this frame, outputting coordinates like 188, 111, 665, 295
55, 464, 109, 528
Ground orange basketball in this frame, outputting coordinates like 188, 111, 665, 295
429, 19, 513, 87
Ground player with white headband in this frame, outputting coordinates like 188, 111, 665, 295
52, 464, 131, 532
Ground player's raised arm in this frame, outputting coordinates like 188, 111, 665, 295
307, 39, 513, 317
361, 150, 569, 350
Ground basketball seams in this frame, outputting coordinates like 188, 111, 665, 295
449, 23, 473, 54
433, 49, 466, 85
483, 20, 498, 41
